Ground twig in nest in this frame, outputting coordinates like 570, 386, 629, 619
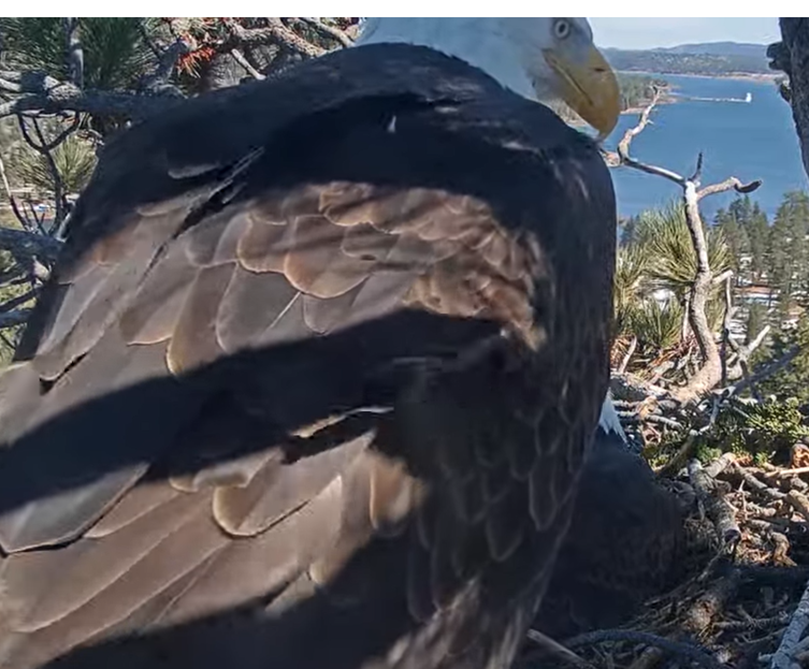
774, 467, 809, 477
525, 629, 596, 669
705, 452, 736, 479
299, 18, 354, 47
730, 463, 785, 502
714, 612, 790, 633
562, 629, 725, 669
688, 459, 742, 550
230, 48, 265, 80
618, 335, 637, 374
685, 566, 742, 634
769, 531, 796, 566
786, 490, 809, 524
655, 432, 697, 478
770, 573, 809, 669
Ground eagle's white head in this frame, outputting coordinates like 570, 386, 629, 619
355, 18, 620, 138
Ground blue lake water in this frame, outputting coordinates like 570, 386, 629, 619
601, 74, 809, 221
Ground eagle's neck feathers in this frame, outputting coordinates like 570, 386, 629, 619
354, 18, 538, 101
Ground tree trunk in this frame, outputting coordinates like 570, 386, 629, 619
771, 19, 809, 181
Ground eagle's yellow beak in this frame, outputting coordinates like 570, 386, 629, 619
543, 45, 620, 140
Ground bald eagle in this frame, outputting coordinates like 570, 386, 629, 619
0, 18, 619, 669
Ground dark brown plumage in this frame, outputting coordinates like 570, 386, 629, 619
534, 426, 687, 640
0, 43, 616, 669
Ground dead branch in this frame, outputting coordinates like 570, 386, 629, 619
224, 18, 326, 58
618, 335, 638, 374
688, 459, 741, 550
684, 568, 743, 637
605, 93, 762, 405
525, 629, 596, 669
0, 70, 183, 121
786, 490, 809, 524
697, 177, 763, 200
774, 467, 809, 477
605, 88, 683, 184
298, 18, 355, 47
562, 630, 725, 669
729, 463, 786, 502
0, 288, 38, 315
723, 346, 800, 399
63, 18, 84, 90
771, 575, 809, 669
138, 38, 192, 93
0, 309, 31, 329
0, 154, 31, 230
0, 227, 63, 263
17, 116, 70, 228
721, 273, 734, 386
230, 48, 266, 81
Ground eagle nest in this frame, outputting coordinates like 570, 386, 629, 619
521, 452, 809, 669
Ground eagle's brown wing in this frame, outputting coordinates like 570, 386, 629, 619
0, 44, 615, 669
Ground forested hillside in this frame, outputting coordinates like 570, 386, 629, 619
605, 44, 772, 76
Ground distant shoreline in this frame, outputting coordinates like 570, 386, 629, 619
617, 69, 781, 83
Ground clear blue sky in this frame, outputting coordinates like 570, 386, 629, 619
589, 18, 782, 50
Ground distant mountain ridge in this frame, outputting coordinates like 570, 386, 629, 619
603, 41, 773, 77
651, 41, 767, 58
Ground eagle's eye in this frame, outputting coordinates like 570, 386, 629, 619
553, 19, 571, 40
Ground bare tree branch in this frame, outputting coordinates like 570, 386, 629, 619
602, 89, 684, 184
697, 176, 762, 200
0, 71, 183, 121
63, 18, 84, 90
0, 153, 32, 231
0, 227, 63, 263
617, 335, 637, 374
17, 116, 68, 229
224, 19, 326, 58
230, 48, 265, 81
0, 288, 38, 315
138, 38, 193, 93
721, 273, 734, 386
0, 309, 31, 329
298, 18, 354, 47
604, 91, 763, 405
723, 346, 801, 398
